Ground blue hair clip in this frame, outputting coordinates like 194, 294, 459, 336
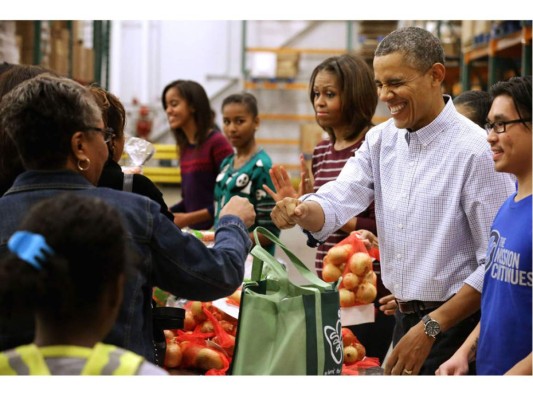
7, 231, 54, 270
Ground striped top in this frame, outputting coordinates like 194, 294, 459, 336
174, 130, 234, 229
312, 138, 376, 278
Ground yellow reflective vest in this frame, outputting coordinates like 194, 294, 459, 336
0, 342, 144, 375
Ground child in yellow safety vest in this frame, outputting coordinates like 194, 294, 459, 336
0, 193, 167, 375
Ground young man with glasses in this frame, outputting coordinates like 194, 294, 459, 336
484, 118, 532, 134
270, 26, 516, 375
437, 75, 532, 375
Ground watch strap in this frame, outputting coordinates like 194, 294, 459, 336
422, 314, 440, 338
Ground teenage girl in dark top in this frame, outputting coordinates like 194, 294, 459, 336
162, 80, 233, 230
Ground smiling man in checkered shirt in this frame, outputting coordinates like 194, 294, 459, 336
271, 26, 516, 375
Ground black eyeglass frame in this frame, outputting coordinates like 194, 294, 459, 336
484, 118, 531, 134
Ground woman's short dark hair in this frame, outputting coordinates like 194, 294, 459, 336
453, 90, 492, 128
161, 80, 215, 149
221, 92, 259, 118
89, 85, 126, 160
89, 85, 126, 139
0, 193, 127, 321
0, 64, 56, 195
308, 53, 378, 142
0, 74, 101, 170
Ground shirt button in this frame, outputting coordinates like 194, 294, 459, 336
398, 224, 403, 229
409, 162, 414, 167
397, 254, 402, 259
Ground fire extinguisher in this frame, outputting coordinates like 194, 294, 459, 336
136, 105, 153, 139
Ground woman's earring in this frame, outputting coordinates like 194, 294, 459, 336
77, 158, 91, 171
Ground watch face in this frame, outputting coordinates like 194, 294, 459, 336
425, 320, 441, 337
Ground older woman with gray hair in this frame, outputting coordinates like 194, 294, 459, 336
0, 74, 255, 363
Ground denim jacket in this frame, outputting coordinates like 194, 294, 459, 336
0, 170, 252, 362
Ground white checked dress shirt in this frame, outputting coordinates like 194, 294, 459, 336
303, 96, 516, 302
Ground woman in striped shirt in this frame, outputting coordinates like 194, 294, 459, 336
267, 54, 378, 277
265, 54, 394, 362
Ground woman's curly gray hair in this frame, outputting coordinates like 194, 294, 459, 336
0, 74, 102, 169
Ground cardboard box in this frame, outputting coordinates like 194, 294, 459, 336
71, 21, 85, 42
461, 20, 475, 50
0, 21, 16, 35
358, 20, 398, 36
299, 123, 327, 155
14, 21, 52, 66
50, 34, 69, 76
474, 20, 492, 36
20, 48, 33, 65
72, 40, 82, 79
16, 21, 34, 53
442, 41, 460, 58
50, 21, 68, 38
72, 40, 94, 83
276, 52, 299, 79
83, 47, 94, 83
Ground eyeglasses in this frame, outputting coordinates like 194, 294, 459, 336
84, 127, 115, 143
484, 119, 531, 134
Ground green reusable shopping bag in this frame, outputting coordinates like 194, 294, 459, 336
229, 227, 343, 375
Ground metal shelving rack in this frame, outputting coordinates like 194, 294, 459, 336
460, 21, 532, 91
92, 20, 112, 89
27, 20, 111, 89
239, 21, 353, 171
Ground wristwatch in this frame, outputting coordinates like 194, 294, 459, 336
422, 314, 441, 338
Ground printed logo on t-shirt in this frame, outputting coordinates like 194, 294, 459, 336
486, 229, 532, 287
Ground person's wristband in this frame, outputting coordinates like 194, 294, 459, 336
303, 229, 322, 248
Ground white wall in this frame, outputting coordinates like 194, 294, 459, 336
109, 21, 390, 161
110, 20, 242, 106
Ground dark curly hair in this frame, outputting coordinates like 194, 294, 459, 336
0, 193, 127, 323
